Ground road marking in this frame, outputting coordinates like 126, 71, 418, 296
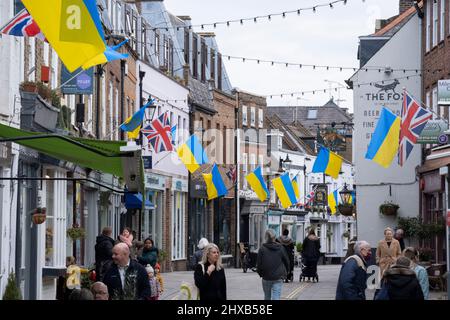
283, 282, 311, 300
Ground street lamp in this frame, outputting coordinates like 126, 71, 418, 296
339, 183, 352, 205
278, 154, 292, 173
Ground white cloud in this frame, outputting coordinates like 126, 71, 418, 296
163, 0, 400, 110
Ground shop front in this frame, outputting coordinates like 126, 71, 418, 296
171, 177, 188, 270
144, 172, 166, 250
267, 210, 283, 239
188, 180, 210, 258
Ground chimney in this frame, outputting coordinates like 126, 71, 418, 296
399, 0, 415, 15
183, 64, 190, 87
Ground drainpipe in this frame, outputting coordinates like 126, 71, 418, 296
120, 60, 126, 141
95, 65, 103, 139
235, 90, 240, 267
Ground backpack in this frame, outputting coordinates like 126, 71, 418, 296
177, 263, 205, 300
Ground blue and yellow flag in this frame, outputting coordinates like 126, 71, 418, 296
312, 147, 343, 179
203, 164, 228, 200
328, 190, 339, 214
245, 167, 269, 202
292, 176, 300, 201
120, 99, 154, 134
23, 0, 107, 72
177, 135, 209, 173
82, 39, 129, 70
350, 190, 356, 205
272, 173, 297, 209
365, 107, 401, 168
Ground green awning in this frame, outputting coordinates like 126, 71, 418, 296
0, 123, 128, 177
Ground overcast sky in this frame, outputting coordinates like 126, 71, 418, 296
163, 0, 400, 111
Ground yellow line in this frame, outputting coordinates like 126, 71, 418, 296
284, 282, 311, 300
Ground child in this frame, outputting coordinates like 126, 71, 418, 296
154, 263, 164, 294
145, 265, 160, 300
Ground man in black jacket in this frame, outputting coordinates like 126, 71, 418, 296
102, 243, 151, 300
95, 227, 115, 281
257, 229, 290, 300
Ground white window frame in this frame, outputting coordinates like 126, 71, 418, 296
101, 75, 106, 138
172, 192, 185, 260
427, 0, 432, 51
250, 107, 256, 127
258, 154, 264, 170
109, 81, 113, 140
115, 88, 119, 140
242, 105, 248, 125
250, 153, 256, 172
242, 153, 248, 189
258, 109, 264, 128
51, 50, 58, 89
87, 95, 93, 133
432, 87, 438, 119
433, 0, 439, 47
441, 0, 445, 41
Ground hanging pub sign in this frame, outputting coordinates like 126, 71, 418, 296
416, 120, 449, 145
438, 80, 450, 105
61, 65, 94, 95
312, 183, 328, 206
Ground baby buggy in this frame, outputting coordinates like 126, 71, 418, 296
299, 257, 319, 282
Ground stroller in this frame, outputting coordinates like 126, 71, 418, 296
299, 257, 319, 282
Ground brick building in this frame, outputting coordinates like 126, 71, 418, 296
418, 0, 449, 264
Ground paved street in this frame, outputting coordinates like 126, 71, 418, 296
160, 264, 448, 300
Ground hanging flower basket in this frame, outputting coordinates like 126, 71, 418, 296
31, 207, 46, 225
20, 81, 38, 93
338, 204, 354, 216
379, 202, 399, 216
67, 227, 86, 240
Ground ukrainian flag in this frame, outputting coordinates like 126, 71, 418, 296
177, 135, 209, 173
292, 176, 300, 201
365, 107, 400, 168
272, 173, 297, 209
203, 164, 228, 200
328, 190, 339, 214
81, 39, 129, 70
312, 147, 343, 179
23, 0, 107, 72
350, 191, 356, 205
120, 99, 154, 134
246, 167, 269, 202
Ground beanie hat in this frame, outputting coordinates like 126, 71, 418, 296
197, 238, 209, 250
145, 265, 154, 274
154, 263, 161, 270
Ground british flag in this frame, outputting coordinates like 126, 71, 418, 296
141, 112, 174, 153
398, 91, 432, 166
0, 9, 45, 41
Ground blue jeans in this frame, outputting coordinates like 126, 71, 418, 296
262, 279, 283, 300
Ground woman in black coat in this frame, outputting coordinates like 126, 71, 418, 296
301, 229, 321, 279
194, 243, 227, 302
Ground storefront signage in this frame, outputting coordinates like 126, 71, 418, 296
281, 215, 297, 223
416, 120, 449, 145
238, 189, 258, 200
268, 215, 280, 225
61, 65, 93, 95
438, 80, 450, 105
145, 173, 165, 190
142, 156, 152, 169
313, 184, 328, 206
172, 178, 188, 192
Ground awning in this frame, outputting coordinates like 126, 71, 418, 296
125, 192, 154, 210
0, 123, 129, 177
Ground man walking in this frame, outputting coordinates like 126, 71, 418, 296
336, 241, 371, 300
256, 229, 290, 300
95, 226, 115, 281
102, 243, 150, 300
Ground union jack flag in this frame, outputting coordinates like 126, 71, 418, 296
398, 91, 432, 166
0, 9, 45, 41
141, 112, 174, 153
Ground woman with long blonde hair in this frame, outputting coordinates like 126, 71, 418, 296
194, 243, 227, 301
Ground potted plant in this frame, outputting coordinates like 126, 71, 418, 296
67, 226, 86, 241
338, 203, 354, 216
2, 272, 22, 300
19, 80, 38, 93
296, 242, 303, 253
31, 207, 46, 224
36, 82, 52, 101
379, 201, 399, 216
